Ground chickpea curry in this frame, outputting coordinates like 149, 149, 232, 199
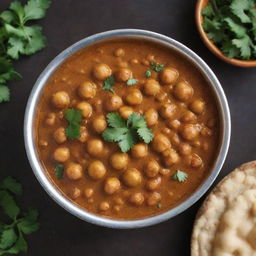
35, 39, 220, 220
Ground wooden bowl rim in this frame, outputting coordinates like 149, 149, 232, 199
196, 0, 256, 67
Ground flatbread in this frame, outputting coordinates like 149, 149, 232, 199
191, 161, 256, 256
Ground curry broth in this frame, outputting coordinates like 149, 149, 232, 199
35, 39, 220, 219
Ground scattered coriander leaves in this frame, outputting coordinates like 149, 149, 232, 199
150, 62, 165, 72
145, 70, 151, 78
126, 78, 138, 86
102, 112, 154, 153
103, 75, 115, 93
202, 0, 256, 60
65, 109, 82, 139
0, 177, 39, 255
54, 163, 64, 179
172, 170, 188, 183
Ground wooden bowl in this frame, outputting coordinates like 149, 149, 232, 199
196, 0, 256, 67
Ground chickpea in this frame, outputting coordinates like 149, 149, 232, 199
88, 160, 106, 180
66, 162, 83, 180
104, 177, 121, 194
110, 153, 129, 170
53, 147, 70, 162
105, 94, 123, 111
163, 149, 179, 167
39, 140, 48, 147
181, 111, 197, 123
144, 79, 160, 96
114, 197, 124, 205
178, 143, 192, 155
86, 139, 104, 157
78, 126, 89, 143
116, 59, 128, 68
152, 134, 171, 153
78, 81, 97, 99
71, 187, 81, 199
54, 127, 67, 144
144, 159, 160, 178
92, 115, 107, 133
160, 103, 177, 119
190, 99, 205, 114
123, 168, 142, 187
99, 201, 110, 211
160, 67, 179, 84
93, 63, 112, 80
146, 176, 161, 191
114, 48, 125, 57
147, 192, 161, 206
201, 127, 213, 136
173, 81, 194, 101
171, 133, 180, 146
113, 205, 121, 212
180, 124, 199, 140
156, 91, 168, 102
84, 188, 94, 198
45, 113, 56, 126
145, 108, 158, 126
167, 119, 180, 130
190, 154, 203, 168
159, 168, 171, 176
125, 89, 143, 105
52, 91, 70, 109
119, 106, 133, 119
130, 58, 139, 65
131, 143, 148, 158
115, 68, 132, 82
129, 192, 144, 206
77, 102, 92, 118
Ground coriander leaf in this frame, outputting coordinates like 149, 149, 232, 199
102, 127, 128, 142
145, 70, 151, 78
118, 130, 136, 153
202, 3, 215, 17
230, 0, 252, 23
0, 86, 10, 103
221, 41, 240, 58
24, 0, 51, 22
0, 228, 17, 250
9, 1, 25, 24
0, 177, 22, 196
103, 75, 115, 93
6, 37, 24, 59
224, 17, 247, 38
24, 208, 39, 223
137, 127, 153, 144
0, 57, 21, 83
6, 232, 27, 254
0, 11, 16, 24
106, 113, 126, 128
54, 163, 64, 179
126, 78, 138, 86
232, 36, 252, 59
65, 109, 82, 139
172, 170, 188, 183
150, 62, 165, 72
127, 113, 147, 129
17, 219, 39, 235
0, 191, 20, 220
4, 24, 26, 39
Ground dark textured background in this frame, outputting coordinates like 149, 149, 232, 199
1, 0, 256, 255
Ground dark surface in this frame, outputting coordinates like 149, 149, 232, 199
1, 0, 256, 255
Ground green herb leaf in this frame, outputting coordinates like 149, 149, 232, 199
0, 190, 20, 220
0, 86, 10, 103
150, 62, 165, 72
145, 70, 151, 78
103, 75, 115, 93
54, 163, 64, 179
126, 78, 138, 86
232, 35, 252, 59
24, 0, 51, 22
102, 112, 153, 152
172, 170, 188, 183
0, 177, 22, 196
230, 0, 252, 23
0, 228, 17, 250
65, 109, 82, 139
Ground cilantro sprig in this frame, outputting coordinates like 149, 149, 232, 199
103, 75, 115, 93
0, 0, 51, 103
202, 0, 256, 60
126, 78, 138, 86
65, 109, 82, 139
54, 163, 64, 179
172, 170, 188, 183
102, 113, 154, 152
0, 177, 39, 255
150, 62, 165, 72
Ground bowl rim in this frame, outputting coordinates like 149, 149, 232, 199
196, 0, 256, 67
24, 28, 231, 229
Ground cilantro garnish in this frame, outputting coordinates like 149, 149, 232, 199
172, 170, 188, 183
150, 62, 165, 72
103, 75, 115, 93
126, 78, 138, 86
0, 177, 39, 255
202, 0, 256, 60
145, 70, 152, 78
54, 163, 64, 179
0, 0, 51, 103
102, 112, 154, 153
65, 109, 82, 139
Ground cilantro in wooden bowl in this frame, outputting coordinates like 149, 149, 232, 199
196, 0, 256, 67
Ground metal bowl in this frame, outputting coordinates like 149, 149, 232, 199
24, 29, 231, 229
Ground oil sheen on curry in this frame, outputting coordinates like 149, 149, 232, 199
35, 39, 220, 220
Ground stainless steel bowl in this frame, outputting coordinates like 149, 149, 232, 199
24, 29, 231, 229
